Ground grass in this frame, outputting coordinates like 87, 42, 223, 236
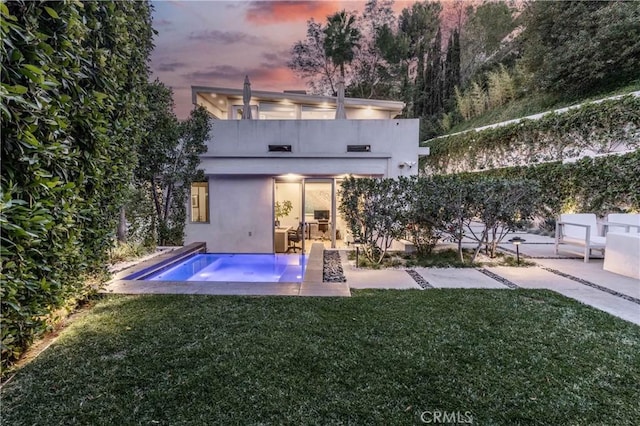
2, 291, 639, 425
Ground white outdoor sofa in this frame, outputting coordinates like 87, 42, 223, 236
555, 213, 606, 263
603, 213, 640, 234
602, 213, 640, 279
603, 231, 640, 279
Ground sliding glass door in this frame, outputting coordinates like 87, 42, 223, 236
274, 177, 346, 253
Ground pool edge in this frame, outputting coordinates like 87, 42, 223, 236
102, 242, 350, 297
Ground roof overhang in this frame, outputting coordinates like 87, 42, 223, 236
192, 85, 405, 115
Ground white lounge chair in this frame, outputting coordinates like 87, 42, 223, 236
603, 213, 640, 234
555, 213, 606, 263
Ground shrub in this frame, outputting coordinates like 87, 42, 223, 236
0, 0, 154, 370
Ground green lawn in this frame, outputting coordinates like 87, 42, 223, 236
2, 290, 639, 425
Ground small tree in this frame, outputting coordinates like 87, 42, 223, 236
403, 176, 445, 257
340, 177, 406, 264
274, 200, 293, 225
466, 178, 540, 261
433, 176, 475, 263
133, 81, 211, 246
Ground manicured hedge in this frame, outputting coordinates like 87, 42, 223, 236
424, 94, 640, 175
1, 1, 154, 369
457, 151, 640, 219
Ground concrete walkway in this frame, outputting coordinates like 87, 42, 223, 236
340, 232, 640, 326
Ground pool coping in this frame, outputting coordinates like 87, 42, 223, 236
102, 242, 351, 297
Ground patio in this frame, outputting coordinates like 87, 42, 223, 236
104, 231, 639, 325
343, 230, 639, 325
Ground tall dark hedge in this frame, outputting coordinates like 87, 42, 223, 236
1, 1, 154, 369
457, 151, 640, 219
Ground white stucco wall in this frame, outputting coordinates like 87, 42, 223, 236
184, 176, 274, 253
201, 119, 420, 178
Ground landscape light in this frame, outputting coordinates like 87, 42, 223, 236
508, 236, 526, 265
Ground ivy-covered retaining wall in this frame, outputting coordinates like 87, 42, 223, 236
457, 151, 640, 219
424, 94, 640, 175
1, 1, 154, 369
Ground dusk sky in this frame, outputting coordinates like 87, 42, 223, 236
150, 0, 426, 118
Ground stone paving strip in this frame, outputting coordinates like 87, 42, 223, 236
405, 270, 433, 289
476, 268, 519, 289
542, 267, 640, 305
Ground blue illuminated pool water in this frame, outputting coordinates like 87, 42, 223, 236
144, 254, 307, 283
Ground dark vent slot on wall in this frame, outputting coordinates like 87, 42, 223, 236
268, 145, 292, 152
347, 145, 371, 152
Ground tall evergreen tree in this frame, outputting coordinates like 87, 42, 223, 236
425, 26, 443, 116
444, 29, 461, 106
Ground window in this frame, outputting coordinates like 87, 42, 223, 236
232, 105, 258, 120
258, 102, 296, 120
191, 182, 209, 222
301, 104, 335, 119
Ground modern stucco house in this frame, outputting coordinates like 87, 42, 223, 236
184, 83, 427, 254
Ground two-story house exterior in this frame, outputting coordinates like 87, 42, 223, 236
184, 84, 427, 253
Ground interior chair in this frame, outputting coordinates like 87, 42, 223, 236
318, 219, 329, 240
555, 213, 606, 262
287, 222, 303, 252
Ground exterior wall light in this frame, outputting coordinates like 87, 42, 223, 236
399, 161, 416, 169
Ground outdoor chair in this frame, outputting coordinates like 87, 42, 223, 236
555, 213, 606, 263
287, 222, 303, 252
603, 213, 640, 234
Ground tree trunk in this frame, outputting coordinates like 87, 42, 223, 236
150, 177, 164, 246
163, 183, 173, 225
151, 177, 162, 219
117, 205, 127, 243
471, 228, 487, 263
457, 216, 464, 263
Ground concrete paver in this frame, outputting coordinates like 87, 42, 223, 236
412, 268, 508, 289
534, 258, 640, 300
486, 266, 640, 325
340, 251, 420, 290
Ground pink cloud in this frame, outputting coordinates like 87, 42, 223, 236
246, 1, 344, 24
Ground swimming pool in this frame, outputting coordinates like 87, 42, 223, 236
142, 253, 307, 283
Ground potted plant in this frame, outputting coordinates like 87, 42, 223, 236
274, 200, 293, 227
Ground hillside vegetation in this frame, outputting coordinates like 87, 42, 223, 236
290, 1, 640, 140
446, 80, 640, 135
